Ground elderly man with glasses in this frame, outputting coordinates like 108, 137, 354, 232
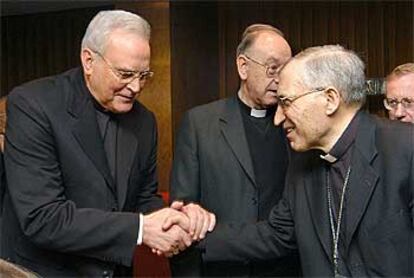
198, 45, 413, 277
384, 63, 414, 123
169, 24, 301, 277
2, 10, 215, 277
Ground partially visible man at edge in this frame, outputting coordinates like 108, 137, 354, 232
1, 10, 214, 277
383, 63, 414, 123
169, 24, 301, 277
193, 45, 413, 277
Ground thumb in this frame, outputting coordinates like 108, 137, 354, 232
162, 213, 190, 232
170, 200, 184, 210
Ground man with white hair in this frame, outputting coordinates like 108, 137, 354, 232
199, 45, 413, 277
384, 63, 414, 123
2, 10, 213, 277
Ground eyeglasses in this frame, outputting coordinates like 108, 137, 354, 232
383, 97, 414, 110
93, 51, 154, 84
244, 55, 281, 78
277, 87, 327, 109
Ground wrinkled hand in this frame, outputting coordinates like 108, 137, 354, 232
142, 208, 192, 257
166, 201, 216, 241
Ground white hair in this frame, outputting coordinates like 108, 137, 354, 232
81, 10, 151, 54
294, 45, 366, 106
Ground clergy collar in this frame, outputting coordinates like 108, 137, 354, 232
320, 111, 361, 163
237, 93, 273, 118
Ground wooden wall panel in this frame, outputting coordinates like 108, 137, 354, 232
170, 2, 220, 133
1, 7, 110, 96
209, 1, 413, 117
115, 1, 172, 192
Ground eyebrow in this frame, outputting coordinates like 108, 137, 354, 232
265, 58, 281, 64
115, 66, 150, 74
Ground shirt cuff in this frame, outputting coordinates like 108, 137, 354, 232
137, 213, 143, 245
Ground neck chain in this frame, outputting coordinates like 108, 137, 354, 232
327, 166, 351, 278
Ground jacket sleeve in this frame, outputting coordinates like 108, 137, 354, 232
4, 88, 139, 267
201, 188, 298, 263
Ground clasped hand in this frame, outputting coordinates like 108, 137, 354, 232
142, 201, 216, 257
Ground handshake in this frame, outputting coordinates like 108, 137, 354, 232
142, 201, 216, 257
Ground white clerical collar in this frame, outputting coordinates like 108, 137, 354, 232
320, 153, 337, 163
250, 108, 267, 118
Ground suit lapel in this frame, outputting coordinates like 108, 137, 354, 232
68, 71, 115, 194
305, 155, 333, 262
344, 113, 379, 252
116, 109, 139, 208
219, 97, 256, 186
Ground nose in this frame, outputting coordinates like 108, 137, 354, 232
126, 77, 142, 93
274, 105, 286, 126
394, 103, 406, 119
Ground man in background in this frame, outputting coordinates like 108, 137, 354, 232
384, 63, 414, 122
200, 45, 413, 277
170, 24, 301, 277
2, 10, 213, 277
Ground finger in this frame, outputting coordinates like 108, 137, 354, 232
170, 200, 184, 210
187, 208, 198, 237
194, 207, 207, 240
208, 213, 216, 232
162, 212, 189, 231
198, 209, 211, 240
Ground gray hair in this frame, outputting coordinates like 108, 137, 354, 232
294, 45, 366, 106
81, 10, 151, 54
387, 63, 414, 81
236, 23, 284, 57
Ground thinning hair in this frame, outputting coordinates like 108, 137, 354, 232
236, 23, 284, 56
81, 10, 151, 54
293, 45, 366, 107
387, 63, 414, 81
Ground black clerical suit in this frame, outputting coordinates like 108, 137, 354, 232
170, 95, 301, 277
2, 68, 163, 277
201, 112, 414, 277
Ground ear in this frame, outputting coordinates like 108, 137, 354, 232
236, 55, 249, 80
324, 87, 341, 116
80, 48, 95, 75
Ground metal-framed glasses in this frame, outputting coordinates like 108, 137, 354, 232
277, 87, 327, 109
383, 97, 414, 110
244, 54, 281, 78
94, 51, 154, 84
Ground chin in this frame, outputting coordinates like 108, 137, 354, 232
289, 142, 308, 153
111, 103, 134, 114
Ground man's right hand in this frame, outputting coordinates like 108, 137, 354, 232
142, 208, 192, 257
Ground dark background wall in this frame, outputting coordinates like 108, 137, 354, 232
1, 0, 413, 191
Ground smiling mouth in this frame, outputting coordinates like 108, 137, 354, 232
117, 95, 135, 101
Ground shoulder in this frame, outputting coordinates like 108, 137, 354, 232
7, 68, 81, 108
185, 97, 233, 119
